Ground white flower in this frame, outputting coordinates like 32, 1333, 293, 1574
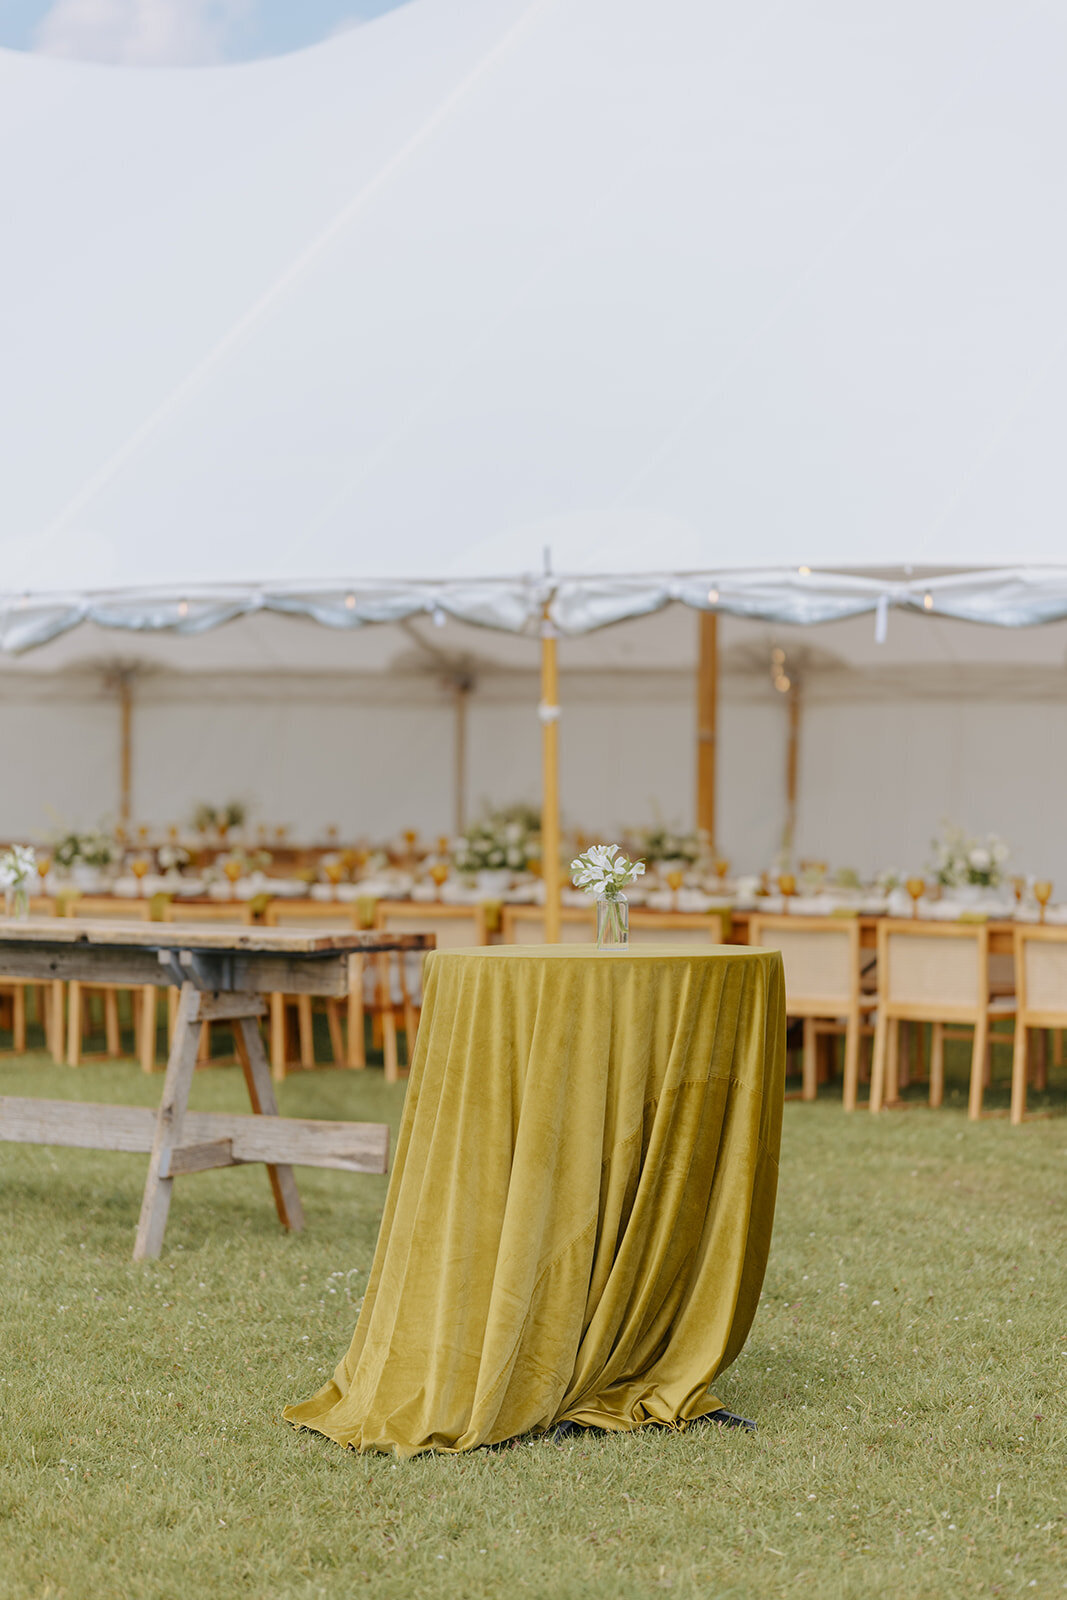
0, 845, 36, 887
968, 847, 990, 871
570, 843, 644, 897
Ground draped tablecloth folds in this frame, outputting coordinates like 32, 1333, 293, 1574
284, 944, 786, 1457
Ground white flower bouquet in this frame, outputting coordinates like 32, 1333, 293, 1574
630, 825, 701, 866
929, 822, 1009, 889
571, 844, 645, 948
571, 843, 645, 900
52, 829, 116, 870
452, 813, 535, 875
0, 843, 36, 917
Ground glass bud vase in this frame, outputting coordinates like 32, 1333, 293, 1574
5, 885, 29, 920
596, 893, 629, 950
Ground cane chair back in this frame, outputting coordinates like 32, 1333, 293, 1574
162, 902, 256, 925
1011, 925, 1067, 1123
627, 910, 729, 945
67, 896, 153, 924
749, 915, 868, 1110
748, 916, 859, 1014
501, 905, 595, 944
871, 920, 1014, 1119
374, 902, 488, 949
881, 929, 983, 1014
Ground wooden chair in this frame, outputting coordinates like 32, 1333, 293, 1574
373, 903, 486, 1082
65, 897, 159, 1073
0, 896, 61, 1058
500, 905, 596, 943
264, 900, 361, 1079
869, 921, 1015, 1119
749, 915, 874, 1111
161, 902, 254, 1065
1011, 925, 1067, 1124
627, 909, 730, 945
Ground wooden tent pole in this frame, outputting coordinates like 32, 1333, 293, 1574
453, 677, 470, 836
696, 611, 718, 848
119, 674, 133, 825
540, 604, 561, 943
784, 679, 801, 857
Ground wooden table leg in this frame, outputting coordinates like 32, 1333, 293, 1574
236, 1015, 304, 1234
49, 980, 64, 1063
133, 984, 202, 1260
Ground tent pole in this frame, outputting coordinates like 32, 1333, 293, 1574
118, 673, 133, 825
696, 611, 718, 849
784, 679, 801, 860
540, 604, 561, 942
453, 678, 469, 835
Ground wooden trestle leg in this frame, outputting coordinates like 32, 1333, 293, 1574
134, 982, 305, 1260
235, 1015, 304, 1234
133, 983, 203, 1260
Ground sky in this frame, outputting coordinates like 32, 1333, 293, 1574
0, 0, 412, 65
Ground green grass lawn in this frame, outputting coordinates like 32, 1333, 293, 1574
0, 1037, 1064, 1600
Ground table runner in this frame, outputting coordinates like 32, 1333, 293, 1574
285, 944, 785, 1456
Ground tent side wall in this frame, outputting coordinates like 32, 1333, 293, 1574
8, 670, 1067, 886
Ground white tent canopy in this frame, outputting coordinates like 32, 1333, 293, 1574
2, 0, 1067, 653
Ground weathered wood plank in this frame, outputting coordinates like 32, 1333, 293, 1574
0, 1097, 156, 1151
192, 991, 268, 1022
216, 1109, 389, 1173
0, 916, 433, 954
0, 946, 420, 996
0, 1096, 390, 1173
162, 1138, 234, 1176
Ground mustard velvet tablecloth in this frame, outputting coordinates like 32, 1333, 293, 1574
284, 943, 785, 1458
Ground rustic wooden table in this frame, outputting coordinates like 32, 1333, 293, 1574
0, 918, 432, 1259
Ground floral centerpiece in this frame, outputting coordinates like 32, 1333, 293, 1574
157, 843, 191, 878
51, 828, 116, 890
191, 800, 247, 838
452, 811, 537, 894
571, 843, 645, 949
0, 844, 36, 918
630, 825, 701, 868
929, 822, 1009, 891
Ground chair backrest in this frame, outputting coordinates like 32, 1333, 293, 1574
66, 896, 152, 923
1014, 925, 1067, 1021
162, 902, 255, 925
375, 902, 487, 949
500, 905, 595, 944
265, 899, 357, 929
627, 910, 728, 946
749, 915, 858, 1011
878, 920, 986, 1015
